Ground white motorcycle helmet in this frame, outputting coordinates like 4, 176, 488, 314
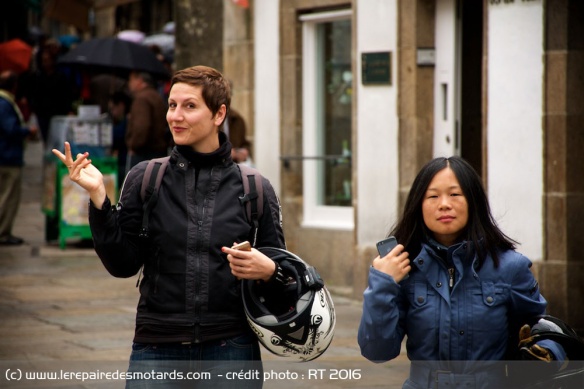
242, 247, 336, 362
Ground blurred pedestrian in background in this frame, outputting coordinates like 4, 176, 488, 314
125, 71, 169, 171
21, 39, 76, 143
223, 107, 252, 165
221, 80, 252, 165
88, 73, 126, 115
108, 90, 131, 188
145, 44, 173, 101
0, 70, 38, 245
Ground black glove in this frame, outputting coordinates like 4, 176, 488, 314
519, 324, 553, 362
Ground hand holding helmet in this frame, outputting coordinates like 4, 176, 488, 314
242, 247, 336, 362
519, 323, 553, 362
518, 316, 583, 362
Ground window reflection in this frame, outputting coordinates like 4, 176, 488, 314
316, 19, 352, 207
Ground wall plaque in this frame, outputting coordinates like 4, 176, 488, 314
416, 48, 436, 66
361, 52, 391, 85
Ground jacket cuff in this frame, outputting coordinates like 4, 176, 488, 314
266, 260, 287, 285
537, 339, 567, 362
89, 196, 112, 220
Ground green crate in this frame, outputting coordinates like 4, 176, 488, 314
56, 157, 118, 249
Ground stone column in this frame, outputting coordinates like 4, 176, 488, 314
541, 0, 584, 333
223, 1, 254, 148
174, 0, 224, 71
397, 0, 435, 209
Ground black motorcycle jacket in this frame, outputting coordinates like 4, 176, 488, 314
89, 133, 286, 344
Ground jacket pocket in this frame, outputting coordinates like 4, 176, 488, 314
406, 281, 439, 335
412, 282, 429, 307
141, 247, 188, 312
470, 282, 509, 334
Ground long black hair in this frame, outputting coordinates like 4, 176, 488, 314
390, 156, 517, 268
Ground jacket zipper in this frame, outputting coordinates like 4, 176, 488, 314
135, 266, 143, 287
448, 267, 455, 290
192, 166, 214, 344
194, 201, 205, 343
193, 167, 210, 344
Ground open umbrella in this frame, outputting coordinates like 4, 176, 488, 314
0, 39, 33, 74
57, 37, 169, 78
163, 22, 175, 34
142, 33, 174, 55
117, 30, 145, 43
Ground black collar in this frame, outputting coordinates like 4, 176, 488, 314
173, 131, 233, 168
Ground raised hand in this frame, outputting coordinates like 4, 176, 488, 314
52, 142, 107, 209
372, 243, 411, 283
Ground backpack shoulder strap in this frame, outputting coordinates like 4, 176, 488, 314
139, 156, 170, 239
140, 156, 170, 202
238, 164, 264, 246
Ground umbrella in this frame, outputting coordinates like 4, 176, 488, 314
57, 37, 169, 78
163, 22, 175, 34
142, 33, 174, 55
0, 39, 33, 74
117, 30, 145, 43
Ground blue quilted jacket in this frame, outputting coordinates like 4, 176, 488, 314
358, 241, 566, 388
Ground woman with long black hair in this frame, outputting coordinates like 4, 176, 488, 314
358, 156, 566, 388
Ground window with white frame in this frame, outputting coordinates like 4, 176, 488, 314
300, 9, 353, 230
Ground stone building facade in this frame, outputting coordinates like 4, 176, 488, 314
249, 0, 584, 332
19, 0, 583, 332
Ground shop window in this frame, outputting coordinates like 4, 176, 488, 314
300, 9, 353, 230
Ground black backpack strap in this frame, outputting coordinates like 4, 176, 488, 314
238, 164, 264, 247
140, 157, 170, 201
139, 157, 170, 239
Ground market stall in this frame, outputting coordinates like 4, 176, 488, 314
43, 114, 117, 248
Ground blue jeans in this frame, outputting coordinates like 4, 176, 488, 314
125, 333, 263, 389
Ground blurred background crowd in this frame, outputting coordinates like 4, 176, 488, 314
0, 1, 253, 247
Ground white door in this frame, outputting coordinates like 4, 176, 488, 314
433, 0, 461, 158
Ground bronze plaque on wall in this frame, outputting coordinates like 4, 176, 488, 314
361, 52, 391, 85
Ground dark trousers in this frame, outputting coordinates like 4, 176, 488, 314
125, 333, 263, 389
0, 166, 22, 237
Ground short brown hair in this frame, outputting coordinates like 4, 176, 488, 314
170, 65, 231, 118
